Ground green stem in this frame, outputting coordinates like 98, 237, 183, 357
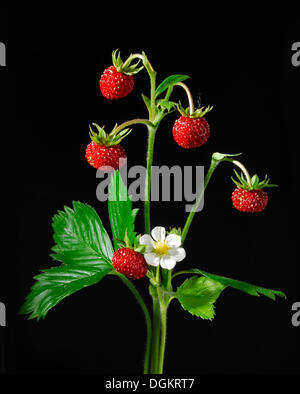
175, 82, 194, 115
128, 52, 166, 375
140, 52, 160, 374
138, 52, 158, 235
171, 270, 194, 279
158, 305, 167, 374
166, 270, 172, 291
114, 118, 154, 134
181, 158, 219, 243
228, 159, 252, 186
150, 289, 161, 373
144, 126, 157, 234
111, 272, 152, 374
141, 52, 157, 118
122, 53, 144, 69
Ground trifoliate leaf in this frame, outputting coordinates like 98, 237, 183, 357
177, 276, 226, 320
20, 202, 114, 320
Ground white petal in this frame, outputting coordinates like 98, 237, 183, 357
139, 234, 154, 247
165, 234, 181, 247
151, 226, 166, 242
168, 247, 186, 262
139, 234, 154, 252
144, 252, 160, 267
159, 255, 176, 270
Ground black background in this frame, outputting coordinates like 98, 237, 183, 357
1, 7, 299, 376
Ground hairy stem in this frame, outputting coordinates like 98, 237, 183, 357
139, 51, 158, 234
144, 126, 157, 234
141, 52, 157, 119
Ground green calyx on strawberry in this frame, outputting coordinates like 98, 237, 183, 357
89, 122, 131, 147
86, 123, 130, 171
231, 169, 278, 191
174, 103, 213, 119
172, 104, 213, 149
112, 49, 144, 76
231, 170, 278, 213
121, 232, 146, 254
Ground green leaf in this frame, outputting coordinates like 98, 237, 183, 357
177, 276, 226, 320
51, 201, 114, 262
20, 263, 112, 320
108, 170, 138, 250
183, 269, 286, 300
20, 202, 114, 320
155, 74, 190, 98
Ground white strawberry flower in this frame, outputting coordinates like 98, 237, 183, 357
139, 226, 186, 270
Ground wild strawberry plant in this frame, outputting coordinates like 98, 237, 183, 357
20, 50, 286, 374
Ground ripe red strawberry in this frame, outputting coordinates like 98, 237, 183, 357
172, 105, 213, 149
231, 170, 277, 213
85, 122, 131, 171
232, 188, 268, 212
85, 141, 126, 171
100, 66, 134, 100
112, 247, 148, 279
99, 49, 143, 100
173, 116, 210, 148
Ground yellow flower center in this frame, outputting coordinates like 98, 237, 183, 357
154, 241, 169, 256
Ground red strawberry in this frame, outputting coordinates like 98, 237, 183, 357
85, 141, 126, 171
99, 49, 143, 100
172, 105, 213, 149
112, 247, 148, 279
100, 66, 134, 100
85, 122, 131, 171
232, 188, 268, 212
231, 170, 277, 213
173, 116, 210, 148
